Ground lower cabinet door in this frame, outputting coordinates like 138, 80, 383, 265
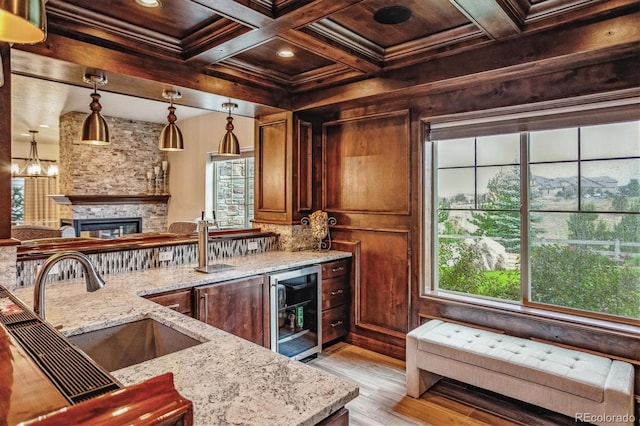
322, 305, 349, 344
194, 276, 270, 347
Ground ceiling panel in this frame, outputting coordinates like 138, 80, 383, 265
328, 0, 470, 48
8, 0, 632, 147
60, 0, 226, 39
232, 38, 335, 77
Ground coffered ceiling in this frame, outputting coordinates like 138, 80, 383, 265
8, 0, 638, 145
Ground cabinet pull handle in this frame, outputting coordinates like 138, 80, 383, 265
203, 293, 209, 323
330, 320, 344, 328
330, 289, 344, 296
166, 303, 180, 310
331, 267, 344, 272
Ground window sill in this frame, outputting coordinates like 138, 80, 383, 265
420, 291, 640, 337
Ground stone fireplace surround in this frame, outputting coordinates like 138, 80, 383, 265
58, 112, 169, 233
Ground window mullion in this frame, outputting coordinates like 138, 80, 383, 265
521, 132, 530, 305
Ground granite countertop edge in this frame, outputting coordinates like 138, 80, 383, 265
8, 250, 358, 426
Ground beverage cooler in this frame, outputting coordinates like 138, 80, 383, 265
268, 265, 322, 360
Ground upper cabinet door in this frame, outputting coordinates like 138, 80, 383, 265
254, 112, 316, 225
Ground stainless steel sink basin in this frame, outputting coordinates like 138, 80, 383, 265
68, 318, 202, 372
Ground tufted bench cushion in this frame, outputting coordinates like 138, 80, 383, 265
406, 319, 635, 426
418, 320, 610, 402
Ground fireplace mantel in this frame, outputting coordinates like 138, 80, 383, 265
49, 194, 171, 205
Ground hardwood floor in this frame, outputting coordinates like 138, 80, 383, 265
309, 342, 582, 426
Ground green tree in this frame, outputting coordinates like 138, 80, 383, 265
470, 167, 521, 252
612, 198, 640, 254
531, 245, 640, 318
567, 203, 611, 241
11, 184, 24, 224
620, 179, 640, 197
438, 197, 450, 225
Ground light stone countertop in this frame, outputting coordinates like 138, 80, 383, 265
9, 250, 358, 426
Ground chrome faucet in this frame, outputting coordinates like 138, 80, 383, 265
33, 250, 106, 320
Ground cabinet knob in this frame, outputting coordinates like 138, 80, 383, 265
331, 266, 344, 272
330, 320, 344, 328
330, 289, 344, 296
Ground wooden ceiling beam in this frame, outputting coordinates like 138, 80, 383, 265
186, 0, 365, 64
292, 12, 639, 110
280, 29, 379, 74
189, 0, 273, 28
449, 0, 522, 39
12, 33, 291, 110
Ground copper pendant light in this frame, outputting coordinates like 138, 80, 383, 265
0, 0, 47, 43
0, 0, 47, 87
159, 90, 184, 151
218, 101, 240, 156
81, 73, 110, 145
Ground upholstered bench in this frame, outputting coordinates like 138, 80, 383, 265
406, 320, 635, 426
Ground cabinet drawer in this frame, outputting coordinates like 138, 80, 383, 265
322, 305, 349, 344
321, 259, 349, 279
144, 289, 192, 315
322, 277, 349, 310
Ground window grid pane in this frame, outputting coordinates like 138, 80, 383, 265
435, 133, 522, 303
434, 120, 639, 320
213, 157, 254, 228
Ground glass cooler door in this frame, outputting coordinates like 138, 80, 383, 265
269, 265, 322, 360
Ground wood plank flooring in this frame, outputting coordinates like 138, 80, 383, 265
308, 342, 582, 426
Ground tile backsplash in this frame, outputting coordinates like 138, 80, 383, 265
14, 234, 278, 287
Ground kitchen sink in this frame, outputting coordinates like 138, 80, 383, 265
68, 318, 202, 372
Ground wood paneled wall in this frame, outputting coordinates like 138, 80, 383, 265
314, 52, 640, 365
322, 110, 413, 358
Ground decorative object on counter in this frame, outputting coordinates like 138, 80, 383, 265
302, 209, 337, 251
162, 160, 169, 193
218, 101, 240, 156
81, 73, 110, 145
146, 171, 155, 194
154, 165, 163, 194
12, 131, 59, 177
159, 90, 184, 151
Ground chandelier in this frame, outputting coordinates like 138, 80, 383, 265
11, 130, 59, 178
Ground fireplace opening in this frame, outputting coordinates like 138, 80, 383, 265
61, 217, 142, 239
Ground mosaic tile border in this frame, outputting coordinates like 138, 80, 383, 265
15, 235, 279, 287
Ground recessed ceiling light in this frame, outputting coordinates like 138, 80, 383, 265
39, 124, 49, 128
136, 0, 161, 8
277, 49, 295, 58
373, 6, 412, 25
20, 133, 30, 137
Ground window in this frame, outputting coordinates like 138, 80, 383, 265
433, 117, 640, 321
11, 177, 59, 227
11, 178, 25, 225
211, 153, 254, 229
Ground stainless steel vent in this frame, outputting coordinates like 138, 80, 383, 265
8, 321, 120, 403
0, 288, 36, 325
0, 285, 121, 403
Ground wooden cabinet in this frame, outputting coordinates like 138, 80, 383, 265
144, 288, 192, 316
254, 111, 317, 225
194, 276, 270, 347
321, 259, 351, 345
